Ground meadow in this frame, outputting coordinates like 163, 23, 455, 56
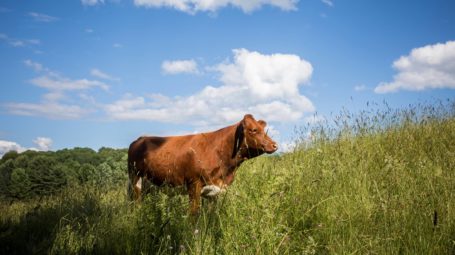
1, 100, 454, 254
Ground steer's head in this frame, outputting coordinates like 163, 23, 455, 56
233, 114, 278, 158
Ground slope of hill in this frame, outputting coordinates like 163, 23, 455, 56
1, 101, 454, 254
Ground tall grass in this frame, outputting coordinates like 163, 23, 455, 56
1, 100, 454, 254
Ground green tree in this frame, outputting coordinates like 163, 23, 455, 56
8, 168, 31, 199
57, 160, 81, 186
76, 163, 97, 185
27, 156, 66, 197
110, 160, 128, 184
95, 162, 113, 186
56, 147, 102, 165
0, 151, 19, 163
0, 159, 15, 199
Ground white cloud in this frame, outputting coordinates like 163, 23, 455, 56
5, 60, 108, 119
0, 141, 25, 157
90, 68, 119, 81
6, 102, 90, 119
321, 0, 333, 7
0, 137, 53, 158
43, 91, 66, 101
304, 115, 325, 125
217, 49, 313, 100
280, 140, 297, 153
10, 40, 25, 47
162, 59, 199, 74
375, 41, 455, 93
133, 0, 299, 14
27, 39, 41, 45
113, 43, 123, 48
104, 49, 315, 126
30, 75, 109, 91
85, 28, 94, 33
81, 0, 105, 6
264, 124, 280, 137
24, 59, 44, 72
28, 12, 59, 22
0, 33, 40, 48
22, 61, 110, 92
354, 84, 367, 91
33, 137, 53, 151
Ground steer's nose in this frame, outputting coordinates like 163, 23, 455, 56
272, 143, 278, 151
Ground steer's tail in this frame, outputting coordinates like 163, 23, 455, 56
127, 137, 145, 201
127, 138, 140, 201
127, 156, 135, 200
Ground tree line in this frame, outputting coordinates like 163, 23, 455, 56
0, 147, 128, 201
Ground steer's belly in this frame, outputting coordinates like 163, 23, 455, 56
143, 150, 187, 186
140, 177, 187, 198
144, 169, 185, 187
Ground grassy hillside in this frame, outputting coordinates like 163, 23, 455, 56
1, 101, 455, 254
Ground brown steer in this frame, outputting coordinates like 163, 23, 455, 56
127, 114, 278, 214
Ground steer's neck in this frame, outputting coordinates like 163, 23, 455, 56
211, 123, 245, 169
206, 123, 243, 169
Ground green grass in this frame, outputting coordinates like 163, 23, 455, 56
1, 101, 455, 254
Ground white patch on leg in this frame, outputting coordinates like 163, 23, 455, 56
201, 185, 221, 198
135, 177, 142, 190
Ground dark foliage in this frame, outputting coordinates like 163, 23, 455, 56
0, 147, 127, 201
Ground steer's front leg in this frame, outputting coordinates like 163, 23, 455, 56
188, 180, 202, 216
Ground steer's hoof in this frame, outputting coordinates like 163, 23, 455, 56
201, 185, 221, 198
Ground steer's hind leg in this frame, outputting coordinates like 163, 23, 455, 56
188, 180, 202, 216
129, 174, 142, 201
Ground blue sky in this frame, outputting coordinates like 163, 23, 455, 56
1, 0, 454, 155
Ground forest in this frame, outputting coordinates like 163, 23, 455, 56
0, 147, 127, 201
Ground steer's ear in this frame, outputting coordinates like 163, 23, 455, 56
258, 120, 267, 128
232, 122, 244, 158
242, 114, 256, 128
242, 114, 254, 122
243, 114, 253, 119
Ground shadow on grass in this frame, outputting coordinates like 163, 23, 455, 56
0, 193, 102, 255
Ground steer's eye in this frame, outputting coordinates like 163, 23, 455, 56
250, 128, 257, 133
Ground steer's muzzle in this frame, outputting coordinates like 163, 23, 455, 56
263, 142, 278, 154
